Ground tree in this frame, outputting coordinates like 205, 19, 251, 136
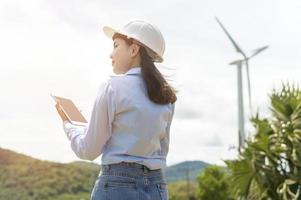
196, 165, 233, 200
225, 83, 301, 200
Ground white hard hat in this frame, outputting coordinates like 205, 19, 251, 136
103, 19, 165, 63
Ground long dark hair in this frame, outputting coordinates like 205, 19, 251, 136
113, 33, 177, 105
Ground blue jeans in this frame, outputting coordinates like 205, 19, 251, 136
90, 162, 168, 200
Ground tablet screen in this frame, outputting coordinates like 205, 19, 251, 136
51, 94, 87, 126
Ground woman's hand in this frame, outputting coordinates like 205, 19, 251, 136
55, 103, 69, 123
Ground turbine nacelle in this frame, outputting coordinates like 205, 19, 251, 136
229, 59, 244, 66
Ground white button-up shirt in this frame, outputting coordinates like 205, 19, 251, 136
63, 67, 175, 170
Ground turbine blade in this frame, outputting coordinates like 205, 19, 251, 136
249, 45, 269, 59
215, 17, 246, 57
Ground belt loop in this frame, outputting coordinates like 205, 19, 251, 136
143, 165, 149, 173
102, 164, 110, 171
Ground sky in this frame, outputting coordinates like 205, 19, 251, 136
0, 0, 300, 167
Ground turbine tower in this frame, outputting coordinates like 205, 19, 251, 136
215, 17, 268, 150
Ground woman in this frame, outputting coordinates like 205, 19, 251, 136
55, 19, 177, 200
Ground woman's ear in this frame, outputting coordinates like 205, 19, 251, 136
130, 43, 140, 57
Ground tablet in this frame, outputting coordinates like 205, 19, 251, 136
51, 93, 88, 126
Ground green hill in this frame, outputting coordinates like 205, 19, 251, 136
0, 147, 210, 200
0, 148, 100, 200
163, 160, 210, 183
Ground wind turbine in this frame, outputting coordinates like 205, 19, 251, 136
215, 17, 268, 150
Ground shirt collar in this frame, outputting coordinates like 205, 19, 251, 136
125, 67, 141, 75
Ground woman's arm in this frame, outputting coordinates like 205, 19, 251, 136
62, 81, 115, 161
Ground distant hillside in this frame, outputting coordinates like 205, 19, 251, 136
0, 148, 100, 200
163, 160, 210, 183
0, 147, 210, 200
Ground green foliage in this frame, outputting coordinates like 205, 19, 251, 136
196, 165, 234, 200
168, 181, 198, 200
226, 83, 301, 200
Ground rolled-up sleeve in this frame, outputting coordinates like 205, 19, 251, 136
62, 80, 115, 161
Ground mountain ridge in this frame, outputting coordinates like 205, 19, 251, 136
0, 147, 210, 200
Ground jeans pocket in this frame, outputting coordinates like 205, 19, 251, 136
103, 180, 138, 199
105, 180, 137, 188
156, 183, 168, 200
